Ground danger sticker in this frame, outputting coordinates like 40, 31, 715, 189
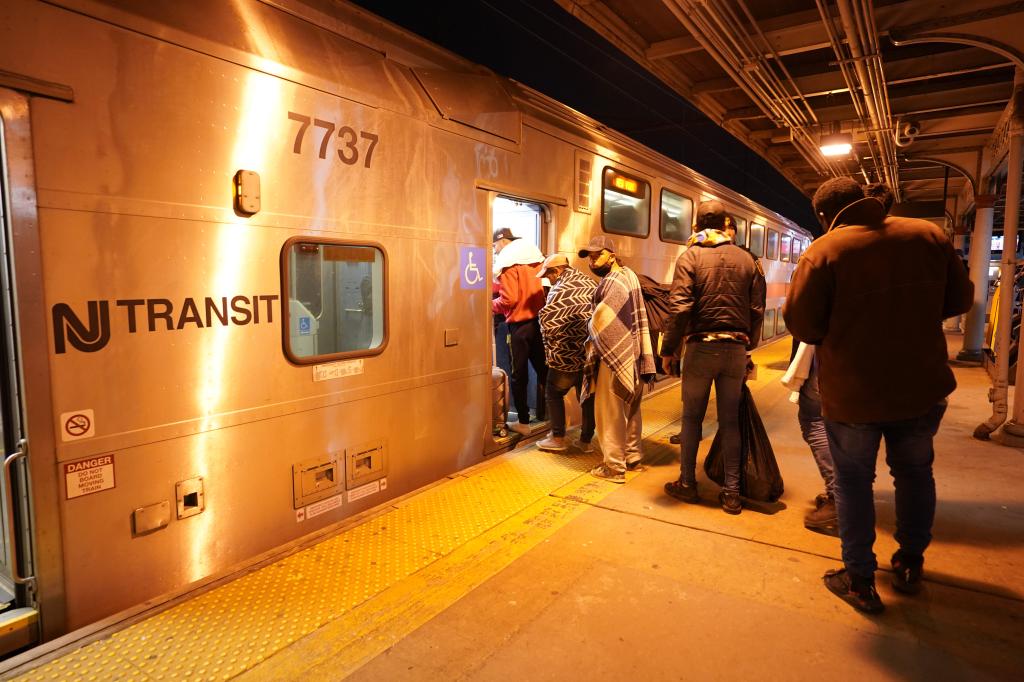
64, 454, 115, 499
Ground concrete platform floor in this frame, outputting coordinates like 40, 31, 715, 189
348, 334, 1023, 681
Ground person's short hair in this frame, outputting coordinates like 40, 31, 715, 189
865, 183, 895, 213
696, 200, 727, 231
812, 177, 864, 226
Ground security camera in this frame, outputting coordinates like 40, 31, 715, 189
901, 121, 921, 138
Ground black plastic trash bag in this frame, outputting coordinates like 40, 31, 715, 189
704, 384, 784, 502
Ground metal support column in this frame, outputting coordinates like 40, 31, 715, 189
958, 195, 995, 360
991, 68, 1024, 444
974, 69, 1024, 438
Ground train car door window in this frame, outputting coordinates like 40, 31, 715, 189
492, 196, 544, 250
601, 167, 650, 237
734, 216, 748, 247
766, 229, 780, 260
282, 240, 387, 364
659, 189, 692, 244
780, 233, 792, 262
749, 223, 765, 257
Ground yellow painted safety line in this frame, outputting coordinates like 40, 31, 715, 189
13, 389, 683, 682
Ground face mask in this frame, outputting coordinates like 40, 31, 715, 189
589, 262, 612, 277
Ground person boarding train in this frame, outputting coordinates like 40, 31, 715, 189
492, 227, 549, 436
580, 237, 656, 483
535, 254, 597, 453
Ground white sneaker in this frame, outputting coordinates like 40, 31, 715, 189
575, 439, 595, 453
538, 435, 568, 451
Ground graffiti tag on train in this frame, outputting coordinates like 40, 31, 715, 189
51, 295, 280, 354
287, 112, 379, 167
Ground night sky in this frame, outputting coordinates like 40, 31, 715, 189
351, 0, 818, 229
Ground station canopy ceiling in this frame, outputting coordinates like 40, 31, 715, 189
555, 0, 1024, 214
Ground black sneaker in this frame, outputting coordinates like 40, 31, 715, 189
664, 480, 699, 503
719, 490, 742, 515
626, 459, 645, 472
890, 550, 924, 595
823, 568, 885, 614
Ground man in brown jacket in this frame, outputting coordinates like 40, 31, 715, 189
784, 177, 973, 614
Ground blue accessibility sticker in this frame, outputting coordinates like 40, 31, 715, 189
460, 247, 486, 290
299, 316, 311, 336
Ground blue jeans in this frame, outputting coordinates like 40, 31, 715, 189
824, 401, 947, 578
797, 362, 835, 497
545, 368, 595, 439
680, 342, 746, 492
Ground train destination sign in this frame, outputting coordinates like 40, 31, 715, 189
64, 454, 116, 500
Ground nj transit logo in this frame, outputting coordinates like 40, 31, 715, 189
52, 295, 280, 354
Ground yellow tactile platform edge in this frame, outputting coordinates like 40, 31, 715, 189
14, 389, 682, 682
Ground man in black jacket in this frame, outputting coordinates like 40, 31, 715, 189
660, 200, 766, 514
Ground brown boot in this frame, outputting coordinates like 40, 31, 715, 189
804, 494, 838, 535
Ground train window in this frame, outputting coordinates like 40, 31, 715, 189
283, 239, 387, 364
749, 223, 765, 257
602, 167, 651, 237
766, 229, 779, 260
733, 216, 748, 247
776, 308, 787, 336
764, 309, 776, 339
660, 189, 692, 244
780, 233, 792, 262
792, 238, 802, 261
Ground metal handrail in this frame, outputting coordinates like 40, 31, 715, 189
3, 443, 32, 585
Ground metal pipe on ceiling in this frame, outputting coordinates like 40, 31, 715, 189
835, 0, 901, 198
815, 0, 883, 180
662, 0, 845, 179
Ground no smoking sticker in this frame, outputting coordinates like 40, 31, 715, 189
60, 409, 95, 442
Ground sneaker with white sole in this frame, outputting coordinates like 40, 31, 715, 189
589, 464, 625, 483
575, 439, 595, 453
537, 435, 568, 451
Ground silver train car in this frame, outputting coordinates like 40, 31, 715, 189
0, 0, 812, 652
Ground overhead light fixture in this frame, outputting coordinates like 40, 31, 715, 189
820, 132, 853, 157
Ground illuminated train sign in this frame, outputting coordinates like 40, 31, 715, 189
51, 295, 280, 354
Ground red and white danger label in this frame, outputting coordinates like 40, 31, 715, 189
64, 454, 116, 499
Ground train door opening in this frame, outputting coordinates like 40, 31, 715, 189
0, 100, 39, 656
491, 196, 547, 436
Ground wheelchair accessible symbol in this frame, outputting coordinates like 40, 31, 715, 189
460, 247, 486, 290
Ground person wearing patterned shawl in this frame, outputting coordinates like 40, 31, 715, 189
577, 236, 656, 483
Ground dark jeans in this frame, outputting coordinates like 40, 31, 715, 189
680, 341, 746, 492
798, 361, 835, 497
545, 368, 595, 439
508, 319, 548, 424
824, 401, 947, 579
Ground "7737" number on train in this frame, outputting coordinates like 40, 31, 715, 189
287, 112, 380, 168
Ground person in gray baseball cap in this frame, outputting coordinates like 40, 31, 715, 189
578, 236, 656, 483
